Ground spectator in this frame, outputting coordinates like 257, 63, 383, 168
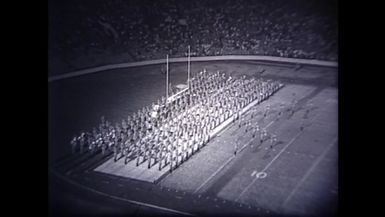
49, 0, 337, 74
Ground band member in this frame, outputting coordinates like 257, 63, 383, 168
304, 107, 311, 119
300, 118, 305, 131
270, 134, 277, 149
291, 104, 296, 116
253, 124, 260, 139
277, 104, 284, 121
78, 132, 85, 154
86, 132, 92, 151
170, 146, 176, 172
97, 136, 103, 150
264, 105, 270, 118
245, 119, 251, 133
157, 146, 163, 171
234, 140, 239, 155
101, 138, 107, 155
148, 146, 154, 169
239, 114, 244, 128
288, 99, 297, 117
260, 129, 267, 145
70, 136, 77, 154
136, 142, 143, 167
113, 139, 119, 162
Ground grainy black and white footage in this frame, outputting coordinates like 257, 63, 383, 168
49, 0, 338, 216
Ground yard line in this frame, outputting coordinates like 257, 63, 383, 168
280, 137, 337, 210
235, 108, 325, 202
194, 118, 277, 194
193, 88, 308, 195
235, 130, 302, 202
264, 119, 275, 129
262, 131, 302, 173
193, 156, 234, 194
194, 88, 321, 198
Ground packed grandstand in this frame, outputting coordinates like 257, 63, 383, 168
49, 0, 337, 74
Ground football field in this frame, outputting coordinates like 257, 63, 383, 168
49, 60, 337, 216
159, 81, 337, 215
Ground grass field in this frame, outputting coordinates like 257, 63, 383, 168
49, 60, 337, 216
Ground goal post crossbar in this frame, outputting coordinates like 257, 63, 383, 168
166, 87, 189, 104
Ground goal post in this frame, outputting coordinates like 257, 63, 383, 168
187, 45, 191, 89
166, 54, 169, 100
165, 46, 193, 105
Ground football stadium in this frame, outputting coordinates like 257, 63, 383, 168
49, 0, 338, 216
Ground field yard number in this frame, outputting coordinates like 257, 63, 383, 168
251, 170, 267, 179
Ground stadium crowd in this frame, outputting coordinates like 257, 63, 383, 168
70, 70, 283, 171
50, 0, 337, 72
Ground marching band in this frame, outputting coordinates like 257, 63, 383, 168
70, 70, 284, 171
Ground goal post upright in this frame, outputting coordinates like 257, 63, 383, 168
165, 46, 191, 105
166, 54, 169, 101
188, 45, 191, 89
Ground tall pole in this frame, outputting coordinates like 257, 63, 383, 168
166, 54, 169, 102
187, 45, 191, 89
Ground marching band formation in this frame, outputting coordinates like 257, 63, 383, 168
70, 69, 284, 171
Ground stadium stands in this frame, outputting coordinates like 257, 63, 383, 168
70, 70, 284, 171
49, 0, 337, 73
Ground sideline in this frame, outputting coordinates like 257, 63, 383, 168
50, 169, 196, 216
49, 55, 338, 82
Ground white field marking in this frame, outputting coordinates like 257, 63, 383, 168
194, 119, 275, 195
50, 170, 196, 216
235, 131, 302, 202
261, 132, 302, 173
217, 122, 233, 137
48, 56, 337, 82
256, 172, 267, 179
193, 156, 235, 194
235, 108, 326, 202
264, 119, 275, 129
251, 170, 257, 177
280, 137, 337, 210
192, 89, 310, 195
